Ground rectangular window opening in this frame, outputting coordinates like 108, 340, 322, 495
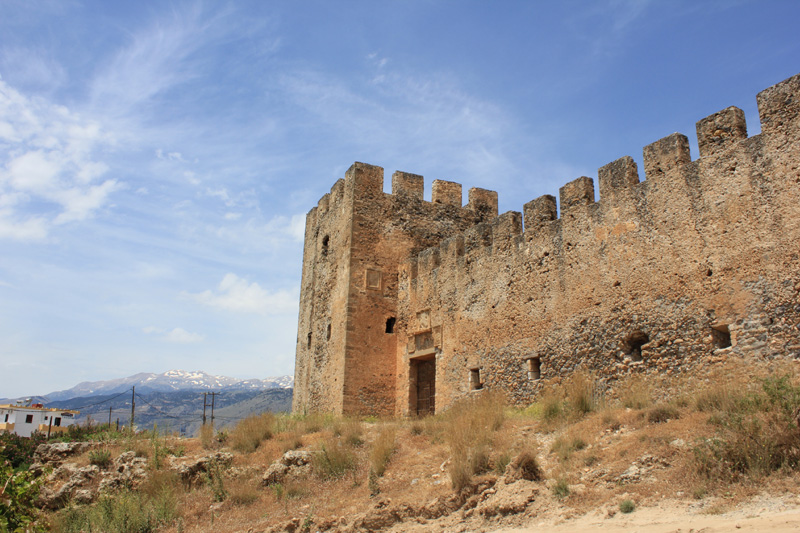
469, 368, 483, 391
385, 317, 396, 334
526, 357, 541, 380
25, 414, 33, 423
711, 324, 731, 349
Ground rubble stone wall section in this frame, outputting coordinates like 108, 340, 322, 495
294, 72, 800, 417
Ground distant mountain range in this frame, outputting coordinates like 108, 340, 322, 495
37, 370, 294, 402
0, 370, 295, 436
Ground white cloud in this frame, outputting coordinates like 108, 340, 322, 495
165, 327, 204, 343
156, 149, 186, 162
143, 326, 204, 343
0, 79, 118, 239
186, 273, 297, 314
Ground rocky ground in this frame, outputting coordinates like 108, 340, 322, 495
27, 364, 800, 532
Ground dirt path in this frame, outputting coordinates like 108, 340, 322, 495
495, 499, 800, 533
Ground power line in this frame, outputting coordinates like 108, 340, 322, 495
63, 388, 133, 410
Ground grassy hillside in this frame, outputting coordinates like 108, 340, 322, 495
9, 359, 800, 532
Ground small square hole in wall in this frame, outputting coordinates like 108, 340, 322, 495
366, 269, 382, 290
711, 324, 731, 349
469, 368, 483, 391
622, 330, 649, 362
526, 357, 541, 380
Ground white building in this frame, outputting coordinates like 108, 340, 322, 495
0, 402, 80, 438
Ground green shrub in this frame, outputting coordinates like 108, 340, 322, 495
55, 489, 179, 533
0, 432, 46, 470
552, 477, 570, 498
204, 459, 228, 502
493, 451, 512, 475
0, 461, 45, 532
89, 449, 112, 468
619, 499, 636, 513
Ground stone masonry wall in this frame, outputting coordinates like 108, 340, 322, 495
294, 72, 800, 417
396, 72, 800, 415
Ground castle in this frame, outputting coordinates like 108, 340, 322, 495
292, 72, 800, 417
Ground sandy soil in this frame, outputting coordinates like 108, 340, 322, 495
495, 496, 800, 533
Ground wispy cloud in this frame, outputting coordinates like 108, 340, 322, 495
185, 273, 298, 314
143, 326, 204, 343
279, 66, 521, 190
0, 78, 119, 240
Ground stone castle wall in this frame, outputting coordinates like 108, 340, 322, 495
294, 72, 800, 417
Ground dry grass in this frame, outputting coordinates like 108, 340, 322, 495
564, 371, 601, 415
334, 419, 365, 447
551, 431, 588, 462
369, 427, 397, 477
313, 436, 359, 480
229, 478, 261, 506
647, 404, 680, 424
510, 447, 542, 481
40, 362, 800, 533
199, 423, 216, 450
443, 390, 506, 491
617, 375, 653, 409
692, 373, 800, 482
229, 412, 275, 454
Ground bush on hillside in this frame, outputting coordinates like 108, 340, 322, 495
693, 374, 800, 481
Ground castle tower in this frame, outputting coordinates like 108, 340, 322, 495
293, 163, 496, 416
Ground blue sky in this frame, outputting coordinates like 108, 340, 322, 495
1, 1, 798, 398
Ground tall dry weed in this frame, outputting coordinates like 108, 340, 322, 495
564, 371, 600, 415
617, 375, 653, 409
444, 390, 506, 491
693, 372, 800, 482
370, 427, 397, 477
230, 413, 275, 454
313, 437, 358, 479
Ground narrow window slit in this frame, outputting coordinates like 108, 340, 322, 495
469, 368, 483, 391
526, 357, 541, 380
385, 317, 396, 334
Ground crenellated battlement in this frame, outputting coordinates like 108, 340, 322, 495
295, 71, 800, 418
398, 72, 800, 276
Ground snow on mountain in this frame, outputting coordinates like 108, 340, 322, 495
43, 371, 294, 401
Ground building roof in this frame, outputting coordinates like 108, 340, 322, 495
0, 404, 80, 415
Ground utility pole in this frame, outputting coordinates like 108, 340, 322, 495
210, 392, 217, 425
130, 386, 135, 432
202, 392, 208, 425
108, 406, 112, 427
